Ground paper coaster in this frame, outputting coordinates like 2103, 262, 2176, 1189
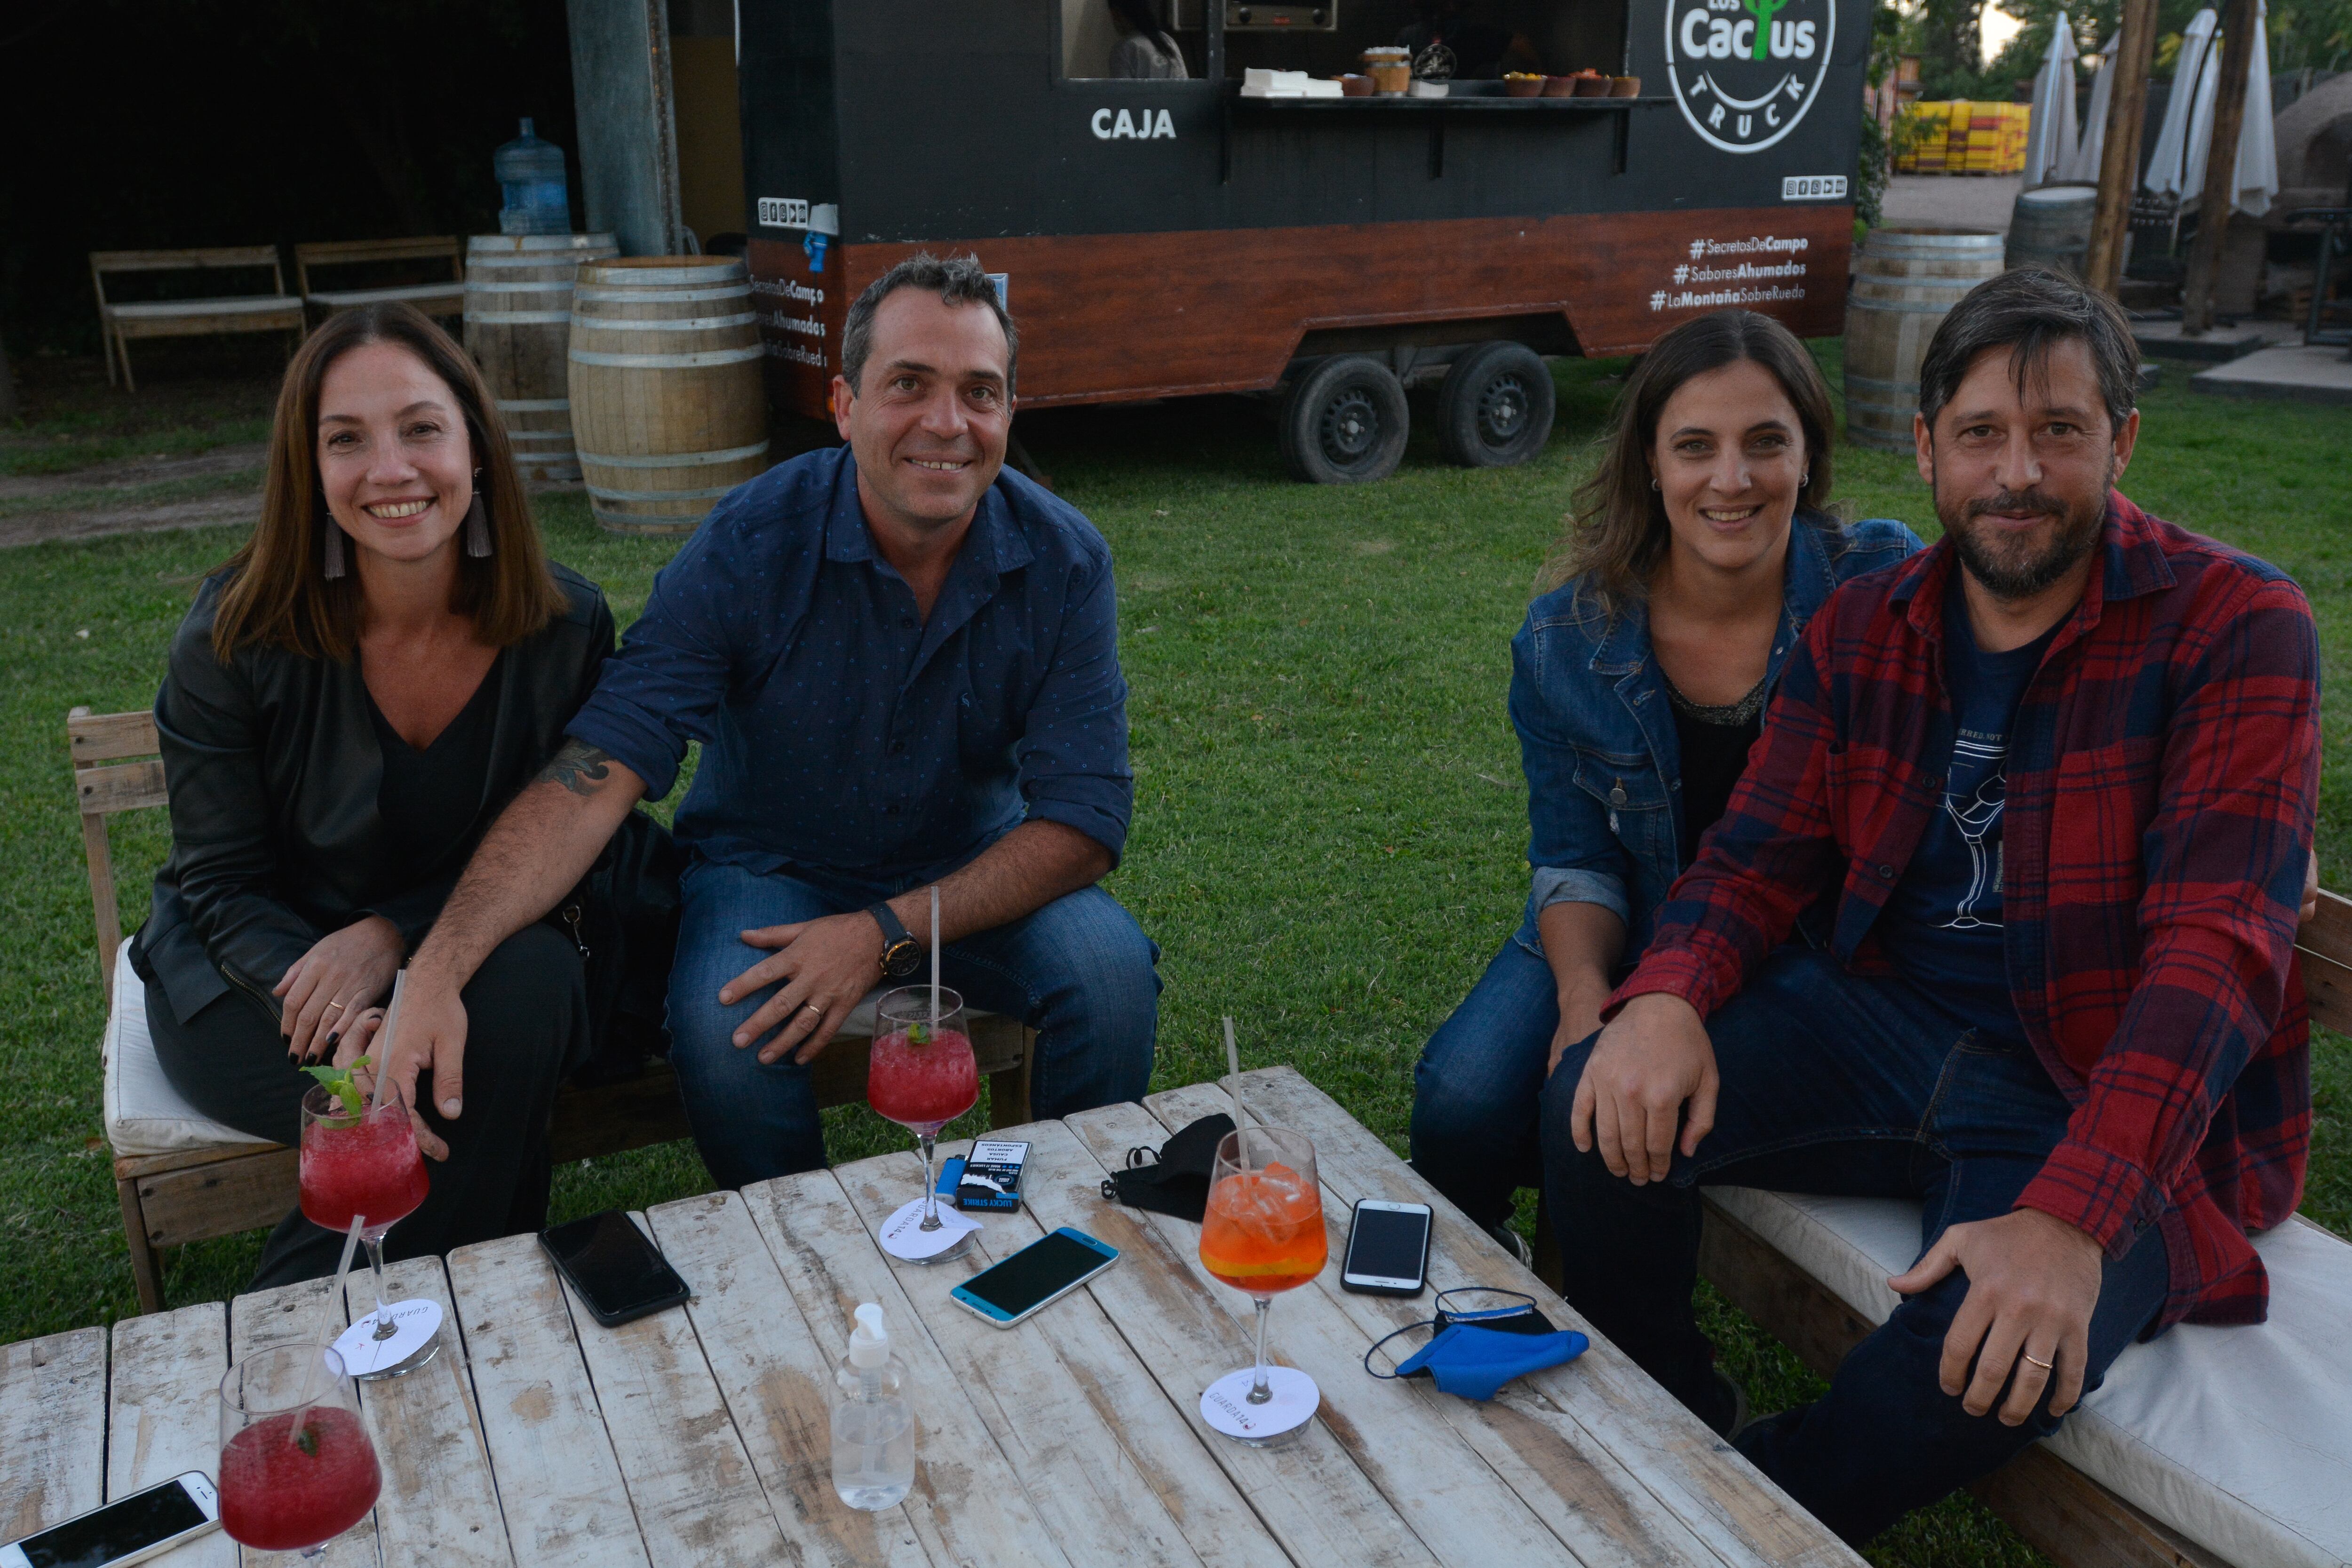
334, 1297, 443, 1379
1200, 1365, 1319, 1441
877, 1197, 981, 1263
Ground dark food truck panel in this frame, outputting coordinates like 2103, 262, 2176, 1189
738, 0, 1864, 480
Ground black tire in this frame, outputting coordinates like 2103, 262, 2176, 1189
1435, 341, 1555, 468
1277, 356, 1411, 484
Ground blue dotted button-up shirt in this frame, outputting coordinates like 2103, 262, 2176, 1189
566, 445, 1132, 884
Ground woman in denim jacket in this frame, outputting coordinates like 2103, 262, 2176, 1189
1411, 311, 1922, 1256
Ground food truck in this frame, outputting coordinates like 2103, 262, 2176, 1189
735, 0, 1864, 481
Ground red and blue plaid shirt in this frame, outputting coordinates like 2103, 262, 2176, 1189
1614, 493, 2318, 1328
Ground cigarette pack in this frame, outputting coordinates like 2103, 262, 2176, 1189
953, 1140, 1030, 1211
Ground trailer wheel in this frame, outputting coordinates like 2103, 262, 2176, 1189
1278, 356, 1410, 484
1436, 341, 1555, 469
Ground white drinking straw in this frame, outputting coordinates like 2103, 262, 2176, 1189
293, 1215, 366, 1444
369, 970, 409, 1113
1224, 1015, 1245, 1129
929, 885, 941, 1031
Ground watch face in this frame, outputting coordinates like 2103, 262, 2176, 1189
882, 940, 922, 979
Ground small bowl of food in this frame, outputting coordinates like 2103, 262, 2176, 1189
1609, 74, 1642, 97
1542, 74, 1579, 97
1504, 72, 1546, 98
1571, 70, 1612, 96
1336, 72, 1373, 96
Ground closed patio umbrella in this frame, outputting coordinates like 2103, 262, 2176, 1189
2058, 46, 2115, 182
2145, 7, 2218, 198
2180, 1, 2280, 215
2025, 12, 2082, 186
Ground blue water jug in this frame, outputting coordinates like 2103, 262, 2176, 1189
495, 119, 570, 236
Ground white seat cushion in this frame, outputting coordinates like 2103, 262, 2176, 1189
305, 284, 463, 310
102, 940, 277, 1159
104, 296, 304, 320
1710, 1186, 2352, 1568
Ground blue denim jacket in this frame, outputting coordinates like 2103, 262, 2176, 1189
1509, 512, 1922, 963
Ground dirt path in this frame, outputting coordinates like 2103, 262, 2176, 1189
0, 442, 264, 548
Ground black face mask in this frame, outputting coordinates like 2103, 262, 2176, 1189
1098, 1113, 1235, 1222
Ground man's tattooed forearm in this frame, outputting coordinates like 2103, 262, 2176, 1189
539, 740, 615, 796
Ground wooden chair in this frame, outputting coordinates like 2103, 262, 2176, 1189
72, 707, 1035, 1313
293, 237, 465, 323
88, 248, 306, 392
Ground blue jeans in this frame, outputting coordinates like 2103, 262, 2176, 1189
1539, 946, 2172, 1546
1410, 933, 1557, 1231
669, 857, 1160, 1189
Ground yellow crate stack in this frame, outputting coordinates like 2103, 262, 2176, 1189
1895, 102, 2029, 175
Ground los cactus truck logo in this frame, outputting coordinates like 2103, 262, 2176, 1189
1664, 0, 1835, 152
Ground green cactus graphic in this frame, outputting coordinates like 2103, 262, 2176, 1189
1742, 0, 1789, 58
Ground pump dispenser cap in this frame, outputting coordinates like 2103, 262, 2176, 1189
850, 1303, 889, 1368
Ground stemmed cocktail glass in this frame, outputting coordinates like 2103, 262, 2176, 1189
217, 1343, 381, 1557
1198, 1124, 1327, 1441
300, 1071, 434, 1376
868, 983, 980, 1263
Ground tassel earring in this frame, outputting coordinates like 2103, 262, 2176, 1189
464, 493, 493, 557
323, 518, 347, 580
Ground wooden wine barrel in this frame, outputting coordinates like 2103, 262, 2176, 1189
1843, 228, 2006, 453
2005, 184, 2098, 279
567, 257, 770, 535
463, 232, 619, 485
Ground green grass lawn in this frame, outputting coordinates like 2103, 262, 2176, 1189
3, 342, 2347, 1567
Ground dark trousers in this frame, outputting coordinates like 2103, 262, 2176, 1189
147, 923, 593, 1289
1539, 947, 2172, 1546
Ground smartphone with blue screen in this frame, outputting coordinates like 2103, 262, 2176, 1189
949, 1227, 1118, 1327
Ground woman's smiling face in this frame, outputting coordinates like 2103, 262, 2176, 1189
1648, 357, 1807, 579
315, 339, 476, 567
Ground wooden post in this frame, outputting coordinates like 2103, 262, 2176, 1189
2084, 0, 2159, 295
2180, 0, 2259, 334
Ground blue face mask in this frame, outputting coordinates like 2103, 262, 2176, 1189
1363, 1288, 1590, 1402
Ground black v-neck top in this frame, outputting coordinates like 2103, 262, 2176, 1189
365, 653, 505, 880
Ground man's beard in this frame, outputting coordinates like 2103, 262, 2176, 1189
1934, 466, 2110, 602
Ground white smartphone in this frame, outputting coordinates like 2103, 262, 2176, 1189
949, 1227, 1120, 1327
0, 1471, 220, 1568
1342, 1199, 1433, 1297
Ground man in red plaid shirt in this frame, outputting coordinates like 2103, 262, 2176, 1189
1538, 268, 2319, 1544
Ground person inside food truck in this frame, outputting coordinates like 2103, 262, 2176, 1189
1395, 0, 1540, 80
1538, 267, 2319, 1545
377, 253, 1160, 1191
1107, 0, 1188, 78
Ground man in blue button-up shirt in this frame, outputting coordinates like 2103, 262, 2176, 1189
387, 254, 1156, 1186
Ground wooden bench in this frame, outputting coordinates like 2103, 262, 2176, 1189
72, 707, 1035, 1313
294, 237, 466, 323
1664, 897, 2352, 1568
88, 247, 306, 392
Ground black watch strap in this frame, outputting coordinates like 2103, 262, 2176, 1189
866, 902, 922, 979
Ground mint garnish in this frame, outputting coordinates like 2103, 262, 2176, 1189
294, 1419, 320, 1457
303, 1055, 373, 1120
908, 1022, 932, 1046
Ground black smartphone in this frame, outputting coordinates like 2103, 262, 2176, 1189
540, 1210, 691, 1327
1341, 1199, 1433, 1297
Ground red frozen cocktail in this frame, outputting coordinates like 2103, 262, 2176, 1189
867, 1025, 979, 1134
218, 1405, 381, 1551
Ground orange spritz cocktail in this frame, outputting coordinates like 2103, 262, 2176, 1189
1200, 1162, 1327, 1296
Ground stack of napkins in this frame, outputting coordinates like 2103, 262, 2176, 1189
1240, 68, 1344, 98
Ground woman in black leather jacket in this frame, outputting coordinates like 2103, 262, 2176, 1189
132, 302, 613, 1287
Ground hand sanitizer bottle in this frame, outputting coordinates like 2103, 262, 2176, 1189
830, 1303, 914, 1510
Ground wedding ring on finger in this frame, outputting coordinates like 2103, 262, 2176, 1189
2020, 1351, 2056, 1370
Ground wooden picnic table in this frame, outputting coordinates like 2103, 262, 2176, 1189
0, 1067, 1857, 1568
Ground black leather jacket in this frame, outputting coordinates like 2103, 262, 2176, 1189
132, 563, 614, 1026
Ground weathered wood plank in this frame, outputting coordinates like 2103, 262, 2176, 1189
70, 707, 160, 763
0, 1327, 108, 1544
1064, 1098, 1581, 1568
1017, 1112, 1433, 1568
1146, 1077, 1747, 1568
134, 1150, 300, 1247
342, 1258, 510, 1567
228, 1277, 380, 1568
732, 1170, 1072, 1568
638, 1189, 930, 1568
109, 1302, 236, 1568
2300, 886, 2352, 968
1210, 1067, 1859, 1568
550, 1215, 785, 1566
444, 1236, 650, 1568
78, 758, 169, 815
2294, 944, 2352, 1039
832, 1143, 1291, 1568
